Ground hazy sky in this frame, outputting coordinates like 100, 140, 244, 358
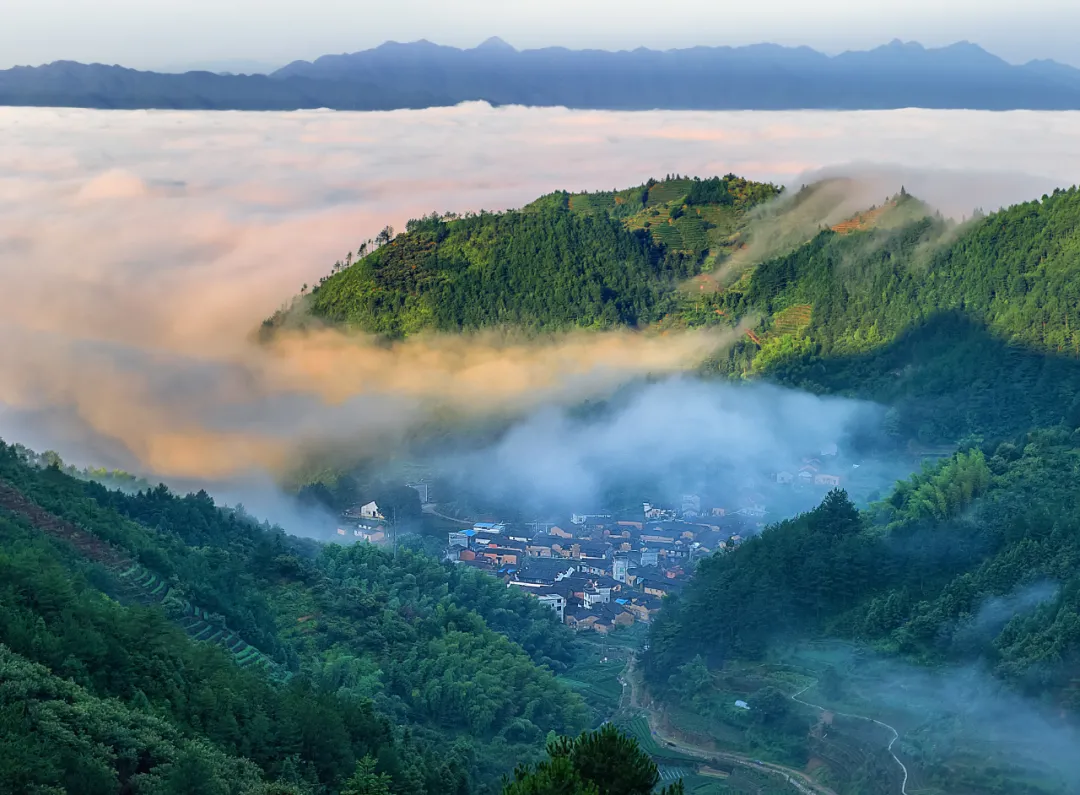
3, 0, 1080, 71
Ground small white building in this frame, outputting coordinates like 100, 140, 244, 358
571, 513, 612, 526
584, 587, 611, 609
360, 501, 383, 520
639, 550, 659, 567
537, 593, 566, 622
776, 471, 795, 485
612, 556, 629, 583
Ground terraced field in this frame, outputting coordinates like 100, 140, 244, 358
769, 304, 813, 337
650, 220, 685, 248
618, 713, 700, 762
675, 215, 710, 252
0, 478, 287, 679
648, 179, 695, 205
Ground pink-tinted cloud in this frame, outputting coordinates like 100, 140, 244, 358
1, 102, 1078, 482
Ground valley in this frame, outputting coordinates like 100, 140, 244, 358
6, 168, 1080, 794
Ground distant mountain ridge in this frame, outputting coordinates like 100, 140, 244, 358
5, 38, 1080, 111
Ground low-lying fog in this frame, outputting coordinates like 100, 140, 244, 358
4, 104, 1080, 523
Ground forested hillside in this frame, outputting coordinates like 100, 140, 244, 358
0, 440, 587, 794
645, 433, 1080, 793
707, 187, 1080, 445
268, 178, 1080, 455
262, 175, 780, 337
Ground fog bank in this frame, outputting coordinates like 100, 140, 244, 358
4, 104, 1080, 495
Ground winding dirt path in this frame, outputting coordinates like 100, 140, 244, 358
620, 654, 839, 795
421, 504, 473, 525
790, 684, 910, 795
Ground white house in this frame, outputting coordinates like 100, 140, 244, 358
571, 513, 612, 526
537, 593, 566, 622
360, 501, 384, 520
776, 471, 795, 485
583, 587, 611, 609
612, 556, 629, 583
448, 531, 472, 549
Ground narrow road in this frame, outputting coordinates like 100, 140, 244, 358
421, 504, 473, 525
790, 685, 909, 795
620, 654, 839, 795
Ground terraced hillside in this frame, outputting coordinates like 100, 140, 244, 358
0, 439, 595, 792
0, 479, 285, 678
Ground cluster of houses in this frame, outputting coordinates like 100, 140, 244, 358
331, 448, 848, 634
444, 507, 754, 634
775, 444, 844, 488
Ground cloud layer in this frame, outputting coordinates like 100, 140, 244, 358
4, 103, 1080, 483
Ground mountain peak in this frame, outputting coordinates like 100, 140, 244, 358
476, 36, 516, 53
886, 38, 924, 50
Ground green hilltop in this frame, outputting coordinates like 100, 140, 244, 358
269, 175, 1080, 452
262, 175, 781, 338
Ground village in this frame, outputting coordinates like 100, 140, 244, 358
327, 441, 874, 634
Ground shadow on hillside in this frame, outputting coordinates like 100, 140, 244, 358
768, 310, 1080, 443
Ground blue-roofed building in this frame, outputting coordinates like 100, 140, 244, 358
448, 529, 477, 549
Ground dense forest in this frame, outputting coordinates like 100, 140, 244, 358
0, 440, 588, 794
261, 175, 781, 338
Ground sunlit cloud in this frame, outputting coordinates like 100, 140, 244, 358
2, 102, 1080, 483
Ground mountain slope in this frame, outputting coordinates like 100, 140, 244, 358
264, 175, 780, 338
0, 440, 589, 793
273, 39, 1080, 111
644, 435, 1080, 794
707, 186, 1080, 445
5, 40, 1080, 111
0, 60, 453, 110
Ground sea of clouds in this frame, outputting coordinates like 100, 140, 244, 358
3, 103, 1080, 493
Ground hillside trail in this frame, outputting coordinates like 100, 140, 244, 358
619, 653, 839, 795
790, 684, 910, 795
421, 503, 473, 525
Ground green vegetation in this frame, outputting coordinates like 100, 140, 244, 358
647, 431, 1080, 793
707, 187, 1080, 446
262, 175, 781, 338
0, 440, 590, 794
503, 723, 685, 795
18, 175, 1080, 792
